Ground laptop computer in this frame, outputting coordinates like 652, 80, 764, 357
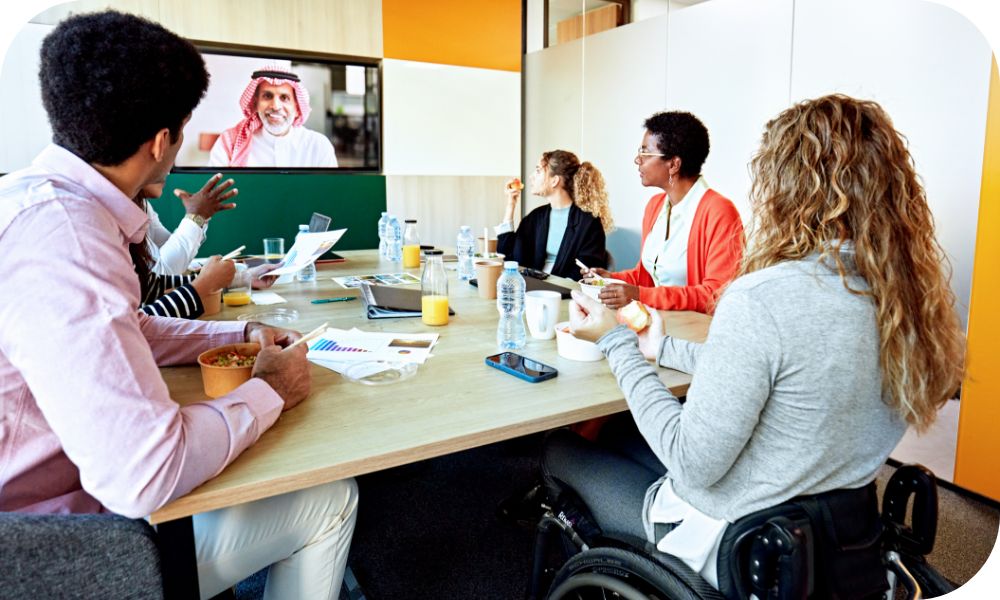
308, 212, 332, 233
309, 212, 345, 263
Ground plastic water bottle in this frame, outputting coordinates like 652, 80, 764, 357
456, 225, 475, 281
295, 224, 316, 282
377, 211, 389, 259
386, 214, 403, 262
496, 261, 526, 350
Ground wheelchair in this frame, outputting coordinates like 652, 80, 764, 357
528, 464, 956, 600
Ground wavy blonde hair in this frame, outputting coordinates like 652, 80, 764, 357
743, 94, 964, 431
543, 150, 615, 233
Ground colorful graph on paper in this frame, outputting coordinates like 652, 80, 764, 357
309, 339, 370, 353
306, 328, 439, 365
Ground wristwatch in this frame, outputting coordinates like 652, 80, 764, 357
184, 213, 209, 228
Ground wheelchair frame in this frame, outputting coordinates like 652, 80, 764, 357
528, 464, 956, 600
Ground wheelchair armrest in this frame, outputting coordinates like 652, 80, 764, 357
882, 464, 938, 556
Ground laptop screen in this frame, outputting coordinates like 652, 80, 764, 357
309, 212, 332, 233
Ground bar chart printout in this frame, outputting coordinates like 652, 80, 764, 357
306, 328, 439, 364
309, 339, 369, 353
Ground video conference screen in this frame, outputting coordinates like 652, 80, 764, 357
174, 48, 381, 172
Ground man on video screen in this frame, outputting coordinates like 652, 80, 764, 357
210, 66, 338, 168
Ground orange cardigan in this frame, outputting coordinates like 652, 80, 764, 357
610, 189, 744, 314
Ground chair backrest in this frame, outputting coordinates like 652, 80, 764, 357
716, 482, 887, 600
0, 513, 163, 599
882, 464, 938, 557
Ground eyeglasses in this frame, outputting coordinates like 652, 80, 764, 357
636, 147, 666, 159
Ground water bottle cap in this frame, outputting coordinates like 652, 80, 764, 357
381, 211, 388, 216
299, 224, 309, 231
504, 261, 518, 270
460, 225, 471, 231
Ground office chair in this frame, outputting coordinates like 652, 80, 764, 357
0, 512, 163, 599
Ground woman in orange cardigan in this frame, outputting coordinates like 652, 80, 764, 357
584, 112, 744, 314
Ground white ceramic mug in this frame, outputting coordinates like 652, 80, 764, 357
525, 290, 562, 340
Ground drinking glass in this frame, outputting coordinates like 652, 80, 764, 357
263, 237, 285, 264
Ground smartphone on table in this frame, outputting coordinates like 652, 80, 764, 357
485, 352, 558, 383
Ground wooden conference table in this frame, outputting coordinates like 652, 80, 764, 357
153, 249, 711, 597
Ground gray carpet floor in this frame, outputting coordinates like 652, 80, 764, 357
235, 436, 998, 599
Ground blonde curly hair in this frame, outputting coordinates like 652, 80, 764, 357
743, 94, 964, 431
543, 150, 615, 233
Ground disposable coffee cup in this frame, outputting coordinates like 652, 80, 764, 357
474, 260, 503, 300
201, 289, 222, 316
477, 237, 498, 254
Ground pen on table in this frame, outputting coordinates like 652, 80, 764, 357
284, 322, 329, 352
311, 296, 357, 304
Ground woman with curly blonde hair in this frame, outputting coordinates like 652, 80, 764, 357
543, 94, 965, 589
741, 94, 965, 431
497, 150, 612, 280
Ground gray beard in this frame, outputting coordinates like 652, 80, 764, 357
259, 112, 293, 136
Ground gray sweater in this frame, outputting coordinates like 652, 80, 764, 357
597, 253, 907, 522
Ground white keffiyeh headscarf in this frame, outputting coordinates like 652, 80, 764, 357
217, 66, 311, 167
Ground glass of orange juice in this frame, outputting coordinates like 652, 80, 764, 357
223, 264, 252, 306
421, 250, 449, 326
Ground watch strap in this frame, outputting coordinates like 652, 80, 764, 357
185, 213, 208, 228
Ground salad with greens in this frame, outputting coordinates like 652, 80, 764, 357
210, 351, 256, 368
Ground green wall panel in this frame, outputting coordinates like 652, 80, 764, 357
152, 172, 386, 256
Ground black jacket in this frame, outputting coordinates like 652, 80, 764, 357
497, 204, 607, 281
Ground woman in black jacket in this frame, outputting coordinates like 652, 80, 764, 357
497, 150, 613, 280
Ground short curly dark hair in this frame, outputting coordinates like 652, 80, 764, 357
643, 111, 710, 178
39, 11, 209, 166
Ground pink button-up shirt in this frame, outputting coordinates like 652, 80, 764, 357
0, 145, 284, 518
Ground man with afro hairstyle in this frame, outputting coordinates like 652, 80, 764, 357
0, 11, 357, 599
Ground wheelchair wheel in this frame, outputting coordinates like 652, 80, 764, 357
549, 572, 657, 600
907, 558, 956, 598
546, 546, 724, 600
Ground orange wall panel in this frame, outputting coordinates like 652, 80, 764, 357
382, 0, 521, 72
954, 56, 1000, 501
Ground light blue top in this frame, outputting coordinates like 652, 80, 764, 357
545, 206, 571, 266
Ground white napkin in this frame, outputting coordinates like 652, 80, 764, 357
251, 292, 287, 305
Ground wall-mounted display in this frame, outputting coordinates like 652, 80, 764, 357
174, 47, 381, 172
